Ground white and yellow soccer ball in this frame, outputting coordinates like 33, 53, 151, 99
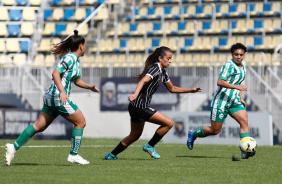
239, 137, 257, 153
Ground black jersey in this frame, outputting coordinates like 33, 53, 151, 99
130, 63, 170, 109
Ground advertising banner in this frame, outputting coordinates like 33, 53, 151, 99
100, 77, 180, 111
0, 108, 73, 140
162, 111, 273, 146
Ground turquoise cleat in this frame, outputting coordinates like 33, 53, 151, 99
143, 143, 160, 159
105, 152, 119, 160
241, 151, 256, 159
187, 130, 196, 150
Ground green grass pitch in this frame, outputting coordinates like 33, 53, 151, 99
1, 138, 281, 184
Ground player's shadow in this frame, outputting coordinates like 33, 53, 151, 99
176, 155, 226, 159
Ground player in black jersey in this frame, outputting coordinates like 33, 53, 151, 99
105, 46, 202, 160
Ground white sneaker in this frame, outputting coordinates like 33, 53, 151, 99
5, 143, 16, 166
67, 154, 90, 165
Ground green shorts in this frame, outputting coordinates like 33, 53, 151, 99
210, 103, 246, 123
41, 100, 78, 117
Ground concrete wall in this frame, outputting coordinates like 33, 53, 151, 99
70, 92, 208, 139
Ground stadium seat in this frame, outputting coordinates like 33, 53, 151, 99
216, 4, 229, 17
169, 6, 181, 19
30, 0, 42, 6
21, 23, 34, 36
36, 39, 51, 52
236, 36, 245, 45
6, 40, 20, 52
250, 3, 263, 16
148, 38, 160, 51
204, 21, 219, 34
0, 9, 9, 21
200, 21, 211, 34
183, 54, 193, 67
184, 5, 196, 18
7, 24, 21, 36
187, 37, 203, 51
229, 3, 247, 17
13, 54, 27, 66
64, 9, 75, 20
16, 0, 29, 5
131, 22, 151, 36
50, 8, 64, 21
220, 37, 236, 50
93, 7, 108, 20
44, 9, 53, 20
0, 55, 12, 66
44, 54, 56, 67
78, 24, 88, 35
197, 4, 212, 18
232, 20, 247, 33
179, 38, 193, 51
244, 52, 254, 66
0, 24, 8, 36
214, 38, 227, 50
246, 20, 255, 33
148, 6, 163, 19
264, 19, 274, 33
246, 37, 255, 50
127, 23, 137, 35
178, 21, 195, 35
273, 19, 282, 32
22, 9, 36, 21
54, 23, 66, 35
81, 0, 97, 5
254, 37, 263, 49
20, 41, 29, 52
71, 8, 86, 20
61, 23, 77, 36
9, 10, 22, 21
120, 23, 130, 35
3, 0, 16, 6
272, 2, 282, 16
0, 40, 5, 53
271, 36, 282, 49
41, 23, 56, 35
163, 6, 172, 19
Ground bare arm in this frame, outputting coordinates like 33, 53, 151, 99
74, 78, 99, 93
164, 81, 202, 93
217, 79, 247, 91
128, 75, 151, 102
52, 69, 68, 105
239, 91, 247, 108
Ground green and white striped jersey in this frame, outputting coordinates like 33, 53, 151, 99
211, 59, 246, 109
44, 52, 81, 106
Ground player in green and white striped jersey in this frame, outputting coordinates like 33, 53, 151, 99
187, 43, 255, 159
5, 30, 99, 166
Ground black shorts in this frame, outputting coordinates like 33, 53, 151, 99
128, 104, 157, 123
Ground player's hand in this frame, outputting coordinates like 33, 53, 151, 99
190, 87, 202, 93
90, 85, 99, 93
60, 92, 68, 105
241, 99, 247, 108
128, 94, 137, 102
237, 85, 247, 91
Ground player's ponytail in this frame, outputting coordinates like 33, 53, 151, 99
51, 30, 85, 57
133, 46, 172, 82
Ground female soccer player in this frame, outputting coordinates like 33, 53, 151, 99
5, 30, 99, 165
105, 46, 202, 160
187, 43, 255, 159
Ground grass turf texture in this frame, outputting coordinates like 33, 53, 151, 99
1, 138, 281, 184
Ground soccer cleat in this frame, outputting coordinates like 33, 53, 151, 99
143, 143, 160, 159
187, 130, 196, 150
67, 154, 90, 165
5, 143, 16, 166
241, 151, 256, 159
104, 152, 119, 160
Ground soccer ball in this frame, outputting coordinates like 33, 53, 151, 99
239, 137, 257, 153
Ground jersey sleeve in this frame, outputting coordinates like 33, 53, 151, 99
163, 70, 170, 83
55, 55, 74, 74
218, 62, 233, 81
146, 64, 159, 79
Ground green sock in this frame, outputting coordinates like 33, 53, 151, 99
70, 129, 84, 155
192, 128, 206, 138
240, 132, 250, 139
13, 125, 36, 150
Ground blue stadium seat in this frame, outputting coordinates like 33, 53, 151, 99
229, 4, 237, 15
199, 21, 211, 34
54, 24, 66, 35
254, 20, 263, 32
254, 37, 263, 48
214, 38, 227, 50
147, 22, 161, 35
195, 6, 203, 17
149, 38, 160, 51
8, 24, 21, 36
44, 10, 52, 20
119, 39, 127, 51
16, 0, 28, 5
164, 7, 171, 17
260, 3, 271, 15
9, 10, 22, 21
125, 9, 138, 20
123, 23, 137, 35
181, 38, 193, 51
171, 22, 185, 34
20, 41, 29, 52
64, 9, 75, 20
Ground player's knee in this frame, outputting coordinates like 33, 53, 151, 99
211, 128, 221, 135
167, 120, 174, 129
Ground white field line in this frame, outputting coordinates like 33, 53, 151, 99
0, 145, 175, 148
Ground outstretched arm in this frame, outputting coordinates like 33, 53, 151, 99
128, 75, 151, 102
164, 81, 202, 93
74, 78, 99, 93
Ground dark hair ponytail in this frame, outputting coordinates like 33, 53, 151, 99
133, 46, 172, 82
51, 30, 85, 57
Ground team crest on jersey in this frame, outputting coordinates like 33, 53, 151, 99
219, 113, 224, 119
